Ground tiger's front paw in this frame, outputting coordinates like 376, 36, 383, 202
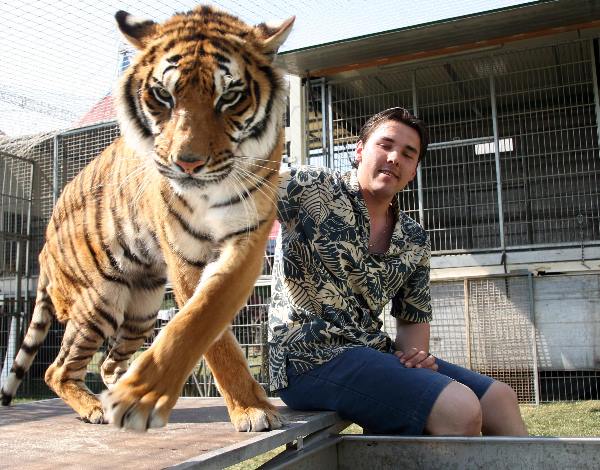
82, 404, 108, 424
100, 357, 181, 431
230, 402, 284, 432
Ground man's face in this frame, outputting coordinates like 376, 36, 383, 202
356, 120, 421, 200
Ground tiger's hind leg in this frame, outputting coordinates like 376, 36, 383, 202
100, 318, 154, 389
45, 302, 120, 424
204, 329, 283, 431
1, 272, 54, 405
101, 286, 164, 388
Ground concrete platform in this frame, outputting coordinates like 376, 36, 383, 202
0, 397, 342, 469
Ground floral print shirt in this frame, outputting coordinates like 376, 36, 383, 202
268, 167, 432, 391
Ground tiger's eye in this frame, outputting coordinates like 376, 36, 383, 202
221, 90, 238, 101
155, 87, 171, 99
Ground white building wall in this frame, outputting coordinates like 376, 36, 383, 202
534, 275, 600, 370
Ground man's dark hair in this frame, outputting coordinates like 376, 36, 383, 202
356, 107, 429, 164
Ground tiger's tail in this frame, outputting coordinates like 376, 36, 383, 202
1, 270, 54, 405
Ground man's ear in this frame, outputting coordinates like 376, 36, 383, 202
355, 140, 364, 164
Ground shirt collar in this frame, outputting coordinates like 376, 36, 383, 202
344, 168, 361, 196
344, 168, 402, 221
343, 169, 407, 255
342, 168, 367, 215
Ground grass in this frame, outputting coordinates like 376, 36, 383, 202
226, 401, 600, 469
12, 397, 41, 404
520, 400, 600, 437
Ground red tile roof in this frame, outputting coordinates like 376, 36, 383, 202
269, 220, 280, 239
75, 94, 116, 127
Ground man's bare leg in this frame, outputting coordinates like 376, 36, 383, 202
424, 381, 482, 436
480, 381, 528, 436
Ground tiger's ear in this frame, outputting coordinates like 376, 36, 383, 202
255, 16, 295, 58
115, 11, 159, 50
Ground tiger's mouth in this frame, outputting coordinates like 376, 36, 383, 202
153, 157, 233, 188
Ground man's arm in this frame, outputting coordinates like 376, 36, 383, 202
394, 319, 438, 370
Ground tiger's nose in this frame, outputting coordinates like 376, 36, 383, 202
174, 157, 207, 174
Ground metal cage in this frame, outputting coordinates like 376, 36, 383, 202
2, 37, 599, 404
311, 39, 600, 254
308, 37, 600, 403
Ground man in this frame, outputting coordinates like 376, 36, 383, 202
269, 107, 527, 435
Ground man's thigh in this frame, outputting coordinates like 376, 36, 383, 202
435, 358, 494, 399
279, 347, 451, 435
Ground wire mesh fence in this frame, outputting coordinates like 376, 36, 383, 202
58, 124, 120, 192
382, 273, 600, 404
466, 276, 537, 404
0, 120, 279, 398
1, 35, 599, 405
318, 38, 600, 254
0, 151, 34, 281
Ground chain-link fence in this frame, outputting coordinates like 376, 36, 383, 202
310, 39, 600, 254
0, 121, 278, 398
2, 36, 600, 404
382, 272, 600, 404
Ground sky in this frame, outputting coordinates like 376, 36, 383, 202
0, 0, 537, 136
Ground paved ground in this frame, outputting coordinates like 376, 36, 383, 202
0, 397, 341, 469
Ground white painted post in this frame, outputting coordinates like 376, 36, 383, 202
1, 315, 17, 385
287, 75, 306, 165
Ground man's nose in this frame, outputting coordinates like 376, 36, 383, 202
387, 151, 400, 164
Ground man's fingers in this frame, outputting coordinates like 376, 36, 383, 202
426, 354, 439, 371
397, 347, 418, 364
416, 353, 437, 370
396, 349, 438, 370
403, 347, 419, 359
404, 349, 429, 367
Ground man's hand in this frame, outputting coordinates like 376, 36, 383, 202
394, 348, 438, 371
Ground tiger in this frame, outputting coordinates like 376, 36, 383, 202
0, 5, 294, 432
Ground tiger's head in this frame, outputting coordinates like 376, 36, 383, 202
114, 6, 294, 190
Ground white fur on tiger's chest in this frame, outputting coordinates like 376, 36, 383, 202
159, 196, 257, 271
179, 181, 263, 241
208, 203, 259, 238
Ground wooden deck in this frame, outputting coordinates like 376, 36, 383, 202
0, 397, 342, 469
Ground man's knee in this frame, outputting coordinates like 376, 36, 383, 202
480, 380, 528, 436
483, 380, 519, 407
425, 381, 482, 436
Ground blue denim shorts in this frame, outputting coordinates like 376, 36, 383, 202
278, 346, 494, 435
